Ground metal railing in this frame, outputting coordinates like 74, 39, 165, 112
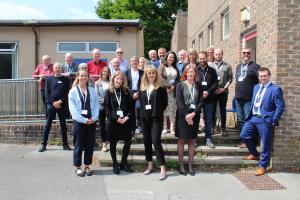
0, 78, 45, 117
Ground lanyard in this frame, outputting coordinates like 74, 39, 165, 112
215, 62, 224, 73
76, 86, 87, 110
186, 81, 195, 101
114, 89, 122, 110
201, 67, 208, 81
146, 90, 152, 105
241, 64, 248, 76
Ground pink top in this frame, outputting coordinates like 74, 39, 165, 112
32, 64, 54, 89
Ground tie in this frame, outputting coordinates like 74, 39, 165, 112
255, 85, 264, 103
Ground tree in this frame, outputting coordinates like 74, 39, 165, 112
95, 0, 188, 57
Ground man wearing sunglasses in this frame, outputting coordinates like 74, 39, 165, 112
235, 48, 260, 148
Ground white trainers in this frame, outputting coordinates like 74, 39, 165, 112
162, 129, 168, 134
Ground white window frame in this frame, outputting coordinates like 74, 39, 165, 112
199, 32, 204, 51
0, 42, 17, 52
208, 23, 214, 47
222, 9, 229, 39
57, 41, 119, 53
192, 39, 195, 49
88, 42, 119, 53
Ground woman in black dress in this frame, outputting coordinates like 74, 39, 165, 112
140, 66, 168, 180
175, 65, 203, 176
104, 71, 133, 174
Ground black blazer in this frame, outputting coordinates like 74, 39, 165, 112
139, 86, 168, 121
104, 88, 132, 122
176, 81, 203, 117
125, 69, 144, 97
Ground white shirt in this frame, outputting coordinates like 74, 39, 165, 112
252, 81, 271, 116
131, 69, 139, 91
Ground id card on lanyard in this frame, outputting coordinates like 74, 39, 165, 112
201, 68, 208, 86
186, 81, 196, 109
77, 86, 88, 115
145, 90, 152, 110
238, 64, 248, 81
114, 90, 124, 117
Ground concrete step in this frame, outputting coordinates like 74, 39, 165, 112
96, 151, 258, 172
116, 143, 259, 156
132, 132, 241, 145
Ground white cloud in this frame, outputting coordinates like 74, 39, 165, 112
0, 2, 47, 19
65, 7, 99, 19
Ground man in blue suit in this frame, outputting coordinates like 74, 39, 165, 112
240, 67, 285, 176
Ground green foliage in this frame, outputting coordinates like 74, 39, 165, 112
95, 0, 188, 57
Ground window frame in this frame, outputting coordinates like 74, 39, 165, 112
199, 32, 204, 51
57, 41, 119, 53
208, 22, 214, 47
0, 42, 17, 52
222, 9, 230, 39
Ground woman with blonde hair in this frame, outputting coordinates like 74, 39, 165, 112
68, 68, 99, 177
182, 48, 200, 73
104, 71, 133, 174
94, 66, 111, 152
139, 65, 168, 180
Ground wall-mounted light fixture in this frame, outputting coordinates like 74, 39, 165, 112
241, 7, 250, 23
114, 26, 123, 34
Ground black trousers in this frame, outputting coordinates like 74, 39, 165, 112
72, 121, 96, 167
213, 92, 228, 129
41, 104, 68, 146
98, 109, 108, 142
142, 118, 166, 166
109, 137, 132, 165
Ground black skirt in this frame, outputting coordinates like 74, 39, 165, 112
175, 111, 200, 139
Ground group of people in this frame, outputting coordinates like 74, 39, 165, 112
32, 45, 284, 179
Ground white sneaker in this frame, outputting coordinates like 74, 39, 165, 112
162, 129, 168, 134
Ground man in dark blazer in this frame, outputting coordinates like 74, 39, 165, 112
125, 56, 144, 135
240, 67, 285, 176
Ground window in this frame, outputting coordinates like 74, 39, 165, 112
222, 9, 229, 39
199, 32, 204, 51
89, 42, 117, 53
192, 39, 195, 49
57, 42, 119, 53
0, 42, 18, 79
208, 23, 214, 47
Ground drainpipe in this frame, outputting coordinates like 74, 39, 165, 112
31, 24, 39, 68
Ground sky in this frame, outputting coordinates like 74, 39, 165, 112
0, 0, 99, 20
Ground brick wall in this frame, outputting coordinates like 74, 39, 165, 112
186, 0, 300, 171
171, 10, 188, 53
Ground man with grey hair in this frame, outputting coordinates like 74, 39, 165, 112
38, 62, 71, 152
109, 47, 129, 72
62, 52, 78, 82
109, 57, 121, 75
177, 49, 187, 75
147, 49, 160, 68
158, 47, 167, 65
87, 48, 107, 83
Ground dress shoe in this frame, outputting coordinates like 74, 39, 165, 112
63, 145, 72, 150
38, 145, 46, 152
237, 142, 247, 148
143, 168, 153, 175
84, 167, 93, 176
244, 154, 260, 160
178, 168, 187, 176
113, 163, 120, 175
188, 170, 195, 176
120, 163, 134, 173
159, 172, 167, 181
255, 167, 266, 176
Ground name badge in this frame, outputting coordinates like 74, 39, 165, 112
238, 77, 244, 82
145, 104, 152, 110
169, 79, 175, 84
58, 81, 62, 84
81, 110, 88, 115
218, 76, 221, 81
190, 104, 196, 109
117, 110, 124, 118
202, 81, 207, 86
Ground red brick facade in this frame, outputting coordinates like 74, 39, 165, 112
178, 0, 300, 171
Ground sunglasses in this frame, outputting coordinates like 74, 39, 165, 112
116, 52, 123, 54
242, 52, 251, 55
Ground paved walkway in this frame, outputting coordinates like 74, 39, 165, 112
0, 144, 299, 200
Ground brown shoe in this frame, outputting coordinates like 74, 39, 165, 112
221, 128, 228, 137
237, 142, 247, 148
244, 154, 260, 160
255, 167, 266, 176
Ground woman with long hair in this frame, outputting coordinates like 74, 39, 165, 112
158, 51, 180, 135
68, 67, 99, 177
175, 65, 203, 176
94, 67, 111, 152
140, 66, 168, 180
104, 71, 133, 174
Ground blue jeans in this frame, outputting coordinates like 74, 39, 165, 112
240, 116, 273, 168
235, 98, 252, 132
203, 102, 215, 140
41, 104, 68, 146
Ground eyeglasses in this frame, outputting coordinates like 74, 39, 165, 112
242, 52, 251, 55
